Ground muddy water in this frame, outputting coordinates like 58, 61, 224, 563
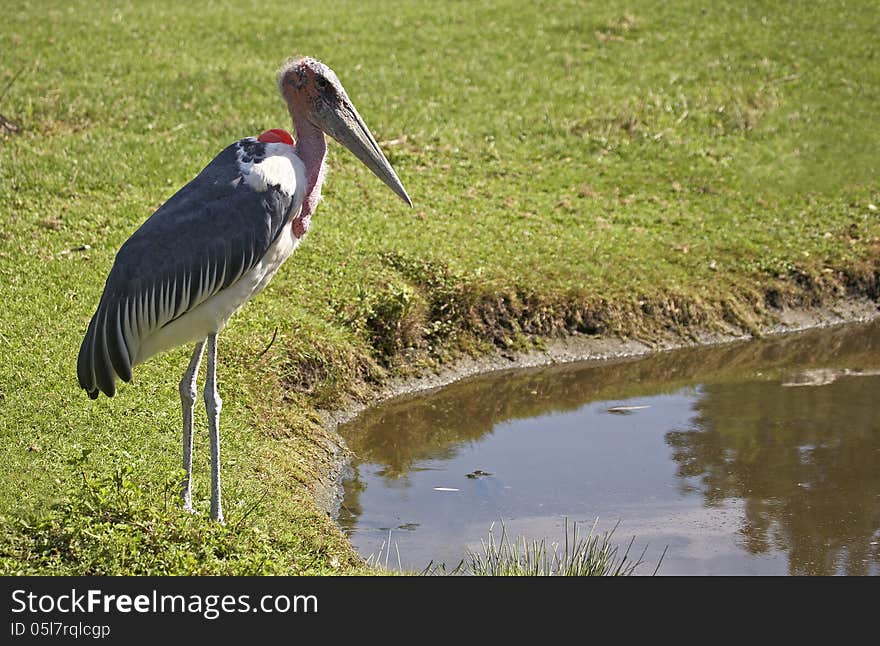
336, 319, 880, 575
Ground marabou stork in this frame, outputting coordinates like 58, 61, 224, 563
77, 57, 411, 522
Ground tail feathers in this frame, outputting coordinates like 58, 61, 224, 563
76, 314, 100, 398
77, 300, 134, 399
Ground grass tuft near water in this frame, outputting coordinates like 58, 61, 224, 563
423, 519, 656, 576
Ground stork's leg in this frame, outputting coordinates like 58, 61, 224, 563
204, 333, 224, 523
179, 339, 206, 512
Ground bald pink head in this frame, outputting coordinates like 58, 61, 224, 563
276, 56, 412, 207
278, 58, 340, 120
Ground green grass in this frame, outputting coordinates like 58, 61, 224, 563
424, 519, 655, 576
0, 449, 308, 575
1, 0, 878, 574
359, 519, 652, 576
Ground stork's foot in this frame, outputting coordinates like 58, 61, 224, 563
181, 478, 195, 514
179, 488, 197, 514
210, 498, 225, 524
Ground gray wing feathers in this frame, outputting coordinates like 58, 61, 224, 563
77, 141, 296, 398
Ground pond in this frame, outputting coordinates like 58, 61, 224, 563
336, 319, 880, 575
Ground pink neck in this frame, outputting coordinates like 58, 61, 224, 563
293, 116, 327, 223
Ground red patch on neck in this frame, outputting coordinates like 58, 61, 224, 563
257, 129, 295, 145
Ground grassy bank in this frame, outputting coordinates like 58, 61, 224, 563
1, 0, 878, 574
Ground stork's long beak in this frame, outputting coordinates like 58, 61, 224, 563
315, 97, 412, 207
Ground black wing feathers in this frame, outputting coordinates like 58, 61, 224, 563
77, 141, 297, 398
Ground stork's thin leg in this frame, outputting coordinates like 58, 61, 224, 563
204, 333, 224, 523
179, 339, 206, 512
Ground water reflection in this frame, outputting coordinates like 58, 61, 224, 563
338, 319, 880, 574
669, 377, 880, 575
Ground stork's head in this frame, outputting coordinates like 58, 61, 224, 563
279, 57, 412, 206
